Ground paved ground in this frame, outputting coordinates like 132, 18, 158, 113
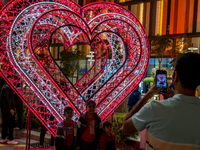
0, 145, 25, 150
1, 147, 55, 150
0, 128, 141, 150
0, 140, 55, 150
0, 128, 53, 150
0, 137, 40, 150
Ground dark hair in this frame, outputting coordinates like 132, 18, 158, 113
86, 100, 96, 107
175, 52, 200, 90
64, 106, 73, 114
103, 121, 112, 128
134, 86, 139, 92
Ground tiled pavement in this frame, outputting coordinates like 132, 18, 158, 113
0, 128, 141, 150
0, 128, 53, 150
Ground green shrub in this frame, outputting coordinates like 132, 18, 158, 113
15, 105, 41, 130
111, 113, 138, 146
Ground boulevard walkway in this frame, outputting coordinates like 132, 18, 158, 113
0, 128, 141, 150
0, 128, 53, 150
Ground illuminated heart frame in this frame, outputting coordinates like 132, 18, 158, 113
0, 0, 150, 135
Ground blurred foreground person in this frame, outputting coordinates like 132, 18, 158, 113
123, 52, 200, 149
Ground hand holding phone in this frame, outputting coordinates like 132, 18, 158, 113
156, 70, 167, 93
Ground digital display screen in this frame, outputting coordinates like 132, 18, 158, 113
157, 74, 167, 88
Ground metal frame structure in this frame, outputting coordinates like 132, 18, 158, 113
0, 0, 150, 137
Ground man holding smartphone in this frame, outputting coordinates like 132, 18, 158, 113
122, 52, 200, 149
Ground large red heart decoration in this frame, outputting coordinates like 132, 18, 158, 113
0, 0, 150, 135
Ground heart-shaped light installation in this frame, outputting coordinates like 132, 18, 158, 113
0, 0, 150, 136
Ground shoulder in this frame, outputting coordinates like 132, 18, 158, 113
73, 120, 77, 126
132, 100, 170, 131
147, 97, 175, 107
78, 113, 86, 122
111, 133, 116, 140
138, 98, 176, 117
57, 120, 65, 128
100, 132, 107, 139
77, 113, 86, 127
136, 91, 141, 94
149, 97, 176, 109
3, 83, 9, 89
3, 83, 13, 93
80, 112, 87, 119
133, 100, 167, 120
130, 92, 136, 96
94, 113, 101, 121
129, 91, 140, 98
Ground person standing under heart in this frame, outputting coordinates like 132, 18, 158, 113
76, 100, 102, 150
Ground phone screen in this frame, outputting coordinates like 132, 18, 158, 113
156, 70, 167, 93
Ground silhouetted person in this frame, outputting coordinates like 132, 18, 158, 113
39, 103, 55, 147
0, 80, 18, 144
127, 86, 141, 111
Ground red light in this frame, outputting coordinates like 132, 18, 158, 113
0, 0, 150, 136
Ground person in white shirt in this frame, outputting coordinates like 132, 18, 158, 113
122, 52, 200, 150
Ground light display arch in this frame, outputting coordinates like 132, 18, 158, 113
0, 0, 150, 136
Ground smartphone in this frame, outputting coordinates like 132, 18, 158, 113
156, 70, 167, 93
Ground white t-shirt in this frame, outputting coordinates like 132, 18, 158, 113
132, 94, 200, 150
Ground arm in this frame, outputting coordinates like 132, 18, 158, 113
55, 137, 64, 150
5, 85, 15, 115
73, 121, 78, 150
122, 77, 162, 135
55, 128, 64, 150
114, 135, 117, 149
76, 118, 82, 149
99, 117, 103, 138
99, 135, 106, 150
96, 116, 103, 149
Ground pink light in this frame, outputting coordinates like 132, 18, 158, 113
0, 0, 150, 136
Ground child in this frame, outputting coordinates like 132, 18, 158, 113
55, 106, 77, 150
76, 100, 102, 150
100, 121, 116, 150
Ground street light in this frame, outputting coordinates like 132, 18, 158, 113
188, 43, 198, 53
87, 51, 95, 66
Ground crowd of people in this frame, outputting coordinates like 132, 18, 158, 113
55, 100, 116, 150
54, 52, 200, 149
54, 52, 200, 150
0, 52, 200, 150
0, 82, 117, 150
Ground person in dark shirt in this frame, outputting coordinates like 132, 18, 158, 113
127, 86, 141, 111
76, 100, 102, 150
99, 121, 116, 150
55, 106, 77, 150
0, 80, 18, 144
39, 105, 55, 147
